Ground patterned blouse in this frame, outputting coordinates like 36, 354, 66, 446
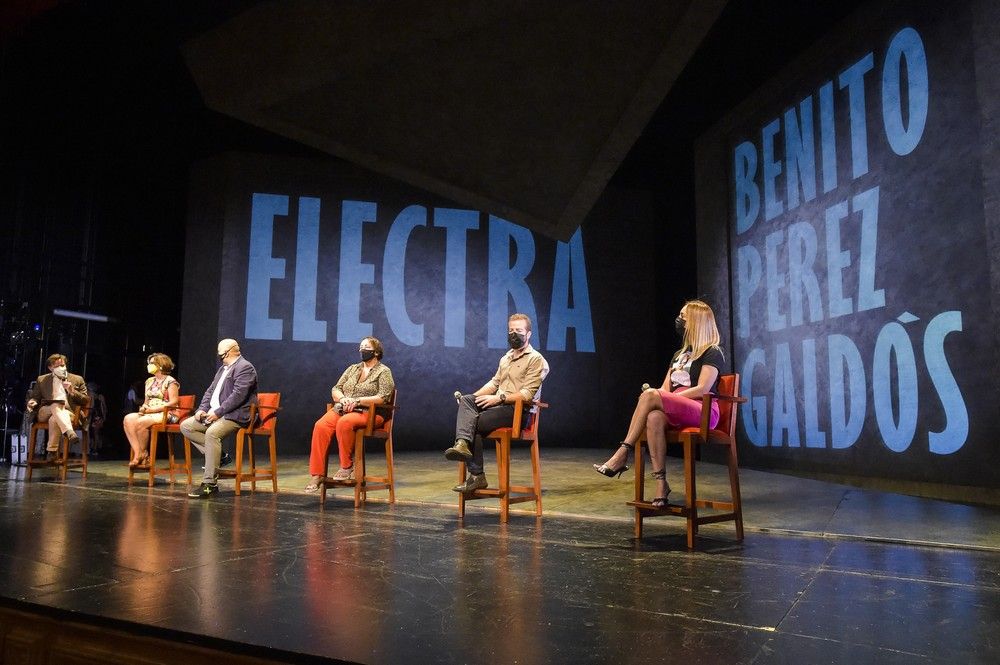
335, 362, 395, 403
145, 375, 180, 423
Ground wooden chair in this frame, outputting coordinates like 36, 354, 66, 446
320, 390, 398, 508
216, 393, 280, 495
26, 401, 91, 481
458, 398, 548, 523
127, 395, 196, 487
627, 374, 747, 547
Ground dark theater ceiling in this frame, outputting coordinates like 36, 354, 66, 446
180, 1, 727, 240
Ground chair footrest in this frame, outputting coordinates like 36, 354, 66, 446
627, 500, 686, 516
506, 495, 539, 505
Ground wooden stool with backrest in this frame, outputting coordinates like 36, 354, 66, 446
627, 374, 747, 548
216, 392, 281, 495
26, 400, 91, 481
458, 397, 548, 523
127, 394, 196, 487
320, 390, 398, 508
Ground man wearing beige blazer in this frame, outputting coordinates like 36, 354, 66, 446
26, 354, 90, 458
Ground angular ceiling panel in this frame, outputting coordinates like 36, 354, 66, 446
183, 0, 726, 239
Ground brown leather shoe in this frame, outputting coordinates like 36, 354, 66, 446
444, 439, 473, 461
452, 473, 487, 493
45, 450, 59, 462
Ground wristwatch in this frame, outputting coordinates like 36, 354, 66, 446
498, 391, 507, 404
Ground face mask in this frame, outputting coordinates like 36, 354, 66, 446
52, 366, 68, 380
360, 349, 376, 362
675, 316, 686, 337
508, 331, 526, 350
147, 363, 159, 374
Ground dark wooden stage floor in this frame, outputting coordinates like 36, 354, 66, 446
1, 450, 998, 663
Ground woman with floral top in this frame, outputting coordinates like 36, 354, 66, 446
123, 353, 181, 468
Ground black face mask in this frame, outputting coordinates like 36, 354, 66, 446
675, 317, 686, 337
360, 349, 376, 362
508, 331, 526, 350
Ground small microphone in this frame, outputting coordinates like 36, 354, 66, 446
641, 383, 651, 392
453, 391, 462, 404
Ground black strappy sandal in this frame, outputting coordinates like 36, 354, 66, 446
593, 442, 633, 478
651, 469, 671, 508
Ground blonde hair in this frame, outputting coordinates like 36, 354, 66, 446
679, 299, 721, 361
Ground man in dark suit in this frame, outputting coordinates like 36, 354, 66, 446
26, 354, 89, 459
180, 339, 258, 498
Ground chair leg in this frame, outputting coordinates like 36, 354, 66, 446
26, 426, 38, 481
166, 432, 176, 484
269, 433, 278, 493
684, 438, 696, 549
458, 461, 466, 517
634, 438, 646, 538
148, 431, 159, 488
184, 437, 193, 486
530, 438, 542, 516
385, 437, 395, 504
248, 436, 256, 492
353, 434, 364, 508
233, 433, 244, 496
728, 444, 744, 541
81, 432, 88, 479
499, 437, 510, 524
320, 454, 329, 506
59, 434, 69, 481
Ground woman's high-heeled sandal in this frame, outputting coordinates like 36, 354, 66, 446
593, 443, 633, 478
651, 470, 670, 508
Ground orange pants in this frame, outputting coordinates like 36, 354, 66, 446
309, 409, 384, 475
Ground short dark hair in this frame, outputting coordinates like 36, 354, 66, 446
46, 353, 68, 368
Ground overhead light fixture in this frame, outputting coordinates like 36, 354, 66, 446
53, 308, 113, 323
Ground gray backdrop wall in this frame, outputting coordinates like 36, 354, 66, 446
179, 152, 663, 453
695, 0, 1000, 488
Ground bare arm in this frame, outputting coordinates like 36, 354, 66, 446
674, 365, 720, 400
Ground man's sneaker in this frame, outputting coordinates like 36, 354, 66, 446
188, 482, 219, 499
452, 473, 488, 493
444, 439, 473, 461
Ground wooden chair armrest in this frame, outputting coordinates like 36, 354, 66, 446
706, 393, 748, 404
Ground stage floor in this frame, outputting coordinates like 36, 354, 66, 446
1, 450, 998, 663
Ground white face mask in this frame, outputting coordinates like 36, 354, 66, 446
52, 366, 68, 380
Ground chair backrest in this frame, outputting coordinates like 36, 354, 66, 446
714, 374, 740, 438
378, 390, 397, 433
254, 392, 281, 433
170, 394, 196, 420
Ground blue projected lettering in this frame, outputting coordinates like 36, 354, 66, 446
730, 27, 970, 455
488, 217, 540, 349
924, 312, 967, 454
827, 333, 865, 449
839, 53, 875, 179
873, 321, 918, 452
241, 196, 595, 353
293, 197, 326, 342
434, 208, 479, 348
761, 118, 784, 222
882, 27, 928, 156
733, 142, 759, 234
784, 96, 817, 210
383, 205, 427, 346
547, 229, 596, 352
337, 201, 377, 342
740, 348, 768, 446
245, 193, 288, 341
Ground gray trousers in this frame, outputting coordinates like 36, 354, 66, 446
454, 394, 515, 475
180, 416, 241, 482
